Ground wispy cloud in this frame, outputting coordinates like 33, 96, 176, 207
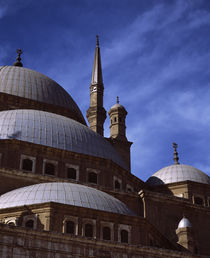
2, 0, 210, 181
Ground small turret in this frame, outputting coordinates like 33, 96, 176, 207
107, 97, 132, 171
176, 216, 196, 253
108, 96, 127, 140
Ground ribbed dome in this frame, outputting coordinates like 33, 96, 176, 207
0, 66, 85, 124
0, 109, 128, 170
110, 103, 124, 110
146, 164, 210, 185
0, 182, 135, 216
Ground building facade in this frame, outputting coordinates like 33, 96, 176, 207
0, 39, 209, 258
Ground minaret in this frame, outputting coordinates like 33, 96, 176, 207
86, 35, 106, 136
108, 97, 132, 171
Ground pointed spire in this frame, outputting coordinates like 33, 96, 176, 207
173, 142, 180, 165
96, 35, 99, 47
117, 96, 119, 104
13, 49, 23, 67
91, 35, 103, 85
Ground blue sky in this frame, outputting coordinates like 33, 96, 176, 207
1, 0, 210, 181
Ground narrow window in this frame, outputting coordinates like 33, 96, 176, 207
25, 220, 34, 229
115, 180, 121, 190
45, 163, 55, 175
66, 221, 75, 234
150, 238, 154, 246
85, 223, 93, 237
88, 172, 97, 184
103, 227, 111, 240
67, 167, 76, 180
114, 117, 117, 122
121, 229, 128, 243
22, 158, 33, 171
194, 197, 203, 206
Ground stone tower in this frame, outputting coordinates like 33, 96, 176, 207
86, 36, 106, 136
108, 97, 132, 171
108, 96, 127, 140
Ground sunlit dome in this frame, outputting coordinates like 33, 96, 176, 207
0, 66, 85, 124
0, 109, 128, 170
0, 182, 135, 216
146, 164, 210, 185
178, 217, 192, 229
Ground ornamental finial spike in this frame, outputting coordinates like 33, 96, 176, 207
117, 96, 119, 104
173, 142, 180, 165
96, 35, 99, 46
13, 49, 23, 67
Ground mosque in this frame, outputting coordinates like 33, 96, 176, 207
0, 37, 209, 258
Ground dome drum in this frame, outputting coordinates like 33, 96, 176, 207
0, 91, 86, 124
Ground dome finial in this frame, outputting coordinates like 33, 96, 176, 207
13, 49, 23, 67
173, 142, 179, 165
96, 35, 99, 46
117, 96, 119, 104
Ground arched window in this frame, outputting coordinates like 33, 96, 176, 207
45, 163, 55, 175
25, 219, 34, 229
121, 229, 128, 243
85, 223, 93, 237
8, 222, 15, 226
67, 167, 76, 180
103, 227, 111, 240
115, 180, 121, 190
194, 197, 203, 206
66, 221, 75, 234
22, 158, 33, 171
88, 172, 97, 184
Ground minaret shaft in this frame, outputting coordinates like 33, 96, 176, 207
86, 36, 106, 136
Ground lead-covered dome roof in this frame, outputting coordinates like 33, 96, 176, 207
146, 164, 210, 185
0, 109, 128, 170
178, 217, 192, 229
0, 182, 135, 216
0, 66, 85, 124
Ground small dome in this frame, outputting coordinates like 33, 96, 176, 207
178, 217, 192, 228
110, 103, 125, 110
0, 109, 128, 170
0, 66, 85, 124
0, 182, 135, 216
146, 164, 210, 185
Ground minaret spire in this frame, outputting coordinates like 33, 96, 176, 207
86, 35, 106, 136
91, 35, 103, 86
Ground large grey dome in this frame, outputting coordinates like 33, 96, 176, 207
0, 109, 128, 170
0, 66, 85, 124
0, 182, 135, 215
147, 164, 210, 185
